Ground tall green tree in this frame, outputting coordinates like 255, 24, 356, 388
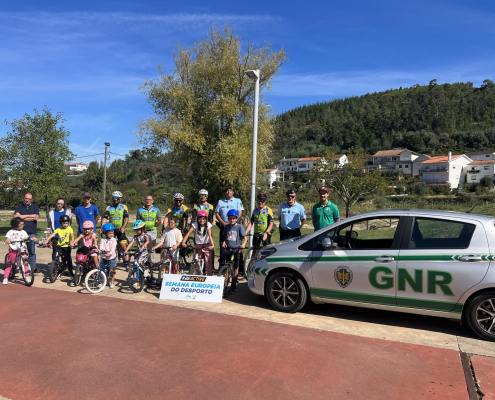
142, 28, 285, 200
1, 109, 73, 204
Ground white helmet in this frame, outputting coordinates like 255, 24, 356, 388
112, 191, 122, 198
198, 189, 208, 196
173, 192, 185, 200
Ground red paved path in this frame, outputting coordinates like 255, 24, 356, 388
0, 285, 469, 400
472, 355, 495, 399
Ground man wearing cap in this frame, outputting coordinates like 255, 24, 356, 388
74, 192, 100, 235
278, 189, 306, 240
215, 185, 244, 248
312, 186, 340, 231
246, 192, 274, 250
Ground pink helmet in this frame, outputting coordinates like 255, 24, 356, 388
197, 210, 208, 218
82, 220, 94, 229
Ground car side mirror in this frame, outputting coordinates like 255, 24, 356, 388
320, 237, 336, 250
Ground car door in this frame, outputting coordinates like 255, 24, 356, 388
396, 216, 491, 312
302, 216, 404, 306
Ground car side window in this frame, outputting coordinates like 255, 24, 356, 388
299, 217, 400, 251
408, 218, 475, 249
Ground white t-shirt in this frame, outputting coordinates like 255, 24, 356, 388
191, 222, 212, 245
161, 228, 183, 248
6, 229, 29, 251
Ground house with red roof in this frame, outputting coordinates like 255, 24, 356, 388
419, 152, 472, 189
368, 148, 429, 176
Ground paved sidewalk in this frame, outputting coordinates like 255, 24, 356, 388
0, 286, 470, 400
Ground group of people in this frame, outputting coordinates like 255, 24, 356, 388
3, 185, 341, 287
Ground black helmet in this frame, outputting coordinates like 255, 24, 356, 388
59, 215, 70, 224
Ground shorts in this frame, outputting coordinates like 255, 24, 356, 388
115, 230, 128, 243
100, 258, 117, 271
253, 233, 271, 249
136, 250, 150, 265
162, 248, 180, 262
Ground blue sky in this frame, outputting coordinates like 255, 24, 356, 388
1, 0, 495, 161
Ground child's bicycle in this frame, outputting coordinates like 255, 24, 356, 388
71, 247, 97, 287
4, 239, 34, 287
189, 248, 209, 275
84, 260, 112, 294
217, 248, 241, 297
126, 250, 151, 293
40, 238, 70, 283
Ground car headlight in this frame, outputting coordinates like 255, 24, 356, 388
257, 247, 277, 260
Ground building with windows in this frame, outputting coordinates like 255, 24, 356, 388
368, 148, 429, 176
419, 153, 472, 189
261, 168, 284, 188
464, 160, 495, 185
64, 162, 88, 173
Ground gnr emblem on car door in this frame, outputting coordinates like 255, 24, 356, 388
334, 266, 353, 288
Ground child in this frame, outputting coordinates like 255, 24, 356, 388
125, 220, 150, 267
45, 214, 75, 276
3, 217, 29, 284
71, 220, 99, 267
182, 210, 214, 275
221, 209, 247, 288
154, 217, 183, 274
100, 223, 118, 288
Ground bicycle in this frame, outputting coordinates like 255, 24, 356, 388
84, 260, 112, 294
42, 239, 71, 283
71, 247, 97, 287
217, 248, 241, 297
4, 239, 34, 287
179, 237, 194, 271
126, 250, 151, 293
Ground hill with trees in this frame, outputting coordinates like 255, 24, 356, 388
273, 80, 495, 159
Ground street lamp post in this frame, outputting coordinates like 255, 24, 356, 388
103, 142, 110, 204
245, 69, 260, 250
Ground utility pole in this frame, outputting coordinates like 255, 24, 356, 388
103, 142, 110, 204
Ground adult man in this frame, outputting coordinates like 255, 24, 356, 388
14, 192, 40, 271
163, 193, 190, 234
48, 197, 72, 232
278, 189, 306, 240
215, 185, 244, 248
74, 192, 100, 235
246, 193, 274, 250
136, 195, 161, 244
192, 189, 215, 224
101, 191, 129, 255
312, 185, 340, 231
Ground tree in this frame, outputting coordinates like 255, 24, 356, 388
1, 109, 73, 204
312, 150, 387, 217
142, 28, 286, 200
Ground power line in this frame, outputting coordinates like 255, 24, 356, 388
73, 153, 105, 159
109, 151, 126, 157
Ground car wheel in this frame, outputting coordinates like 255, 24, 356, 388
266, 271, 307, 313
466, 291, 495, 341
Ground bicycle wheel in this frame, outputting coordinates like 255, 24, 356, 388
128, 266, 145, 293
21, 258, 34, 287
189, 261, 200, 275
47, 258, 60, 283
71, 263, 83, 286
85, 269, 107, 294
218, 264, 233, 297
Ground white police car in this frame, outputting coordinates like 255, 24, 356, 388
248, 210, 495, 341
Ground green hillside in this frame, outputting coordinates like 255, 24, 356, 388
273, 80, 495, 159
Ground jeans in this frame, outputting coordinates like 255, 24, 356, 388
279, 227, 301, 241
27, 235, 37, 271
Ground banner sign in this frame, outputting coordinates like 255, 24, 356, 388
159, 274, 224, 303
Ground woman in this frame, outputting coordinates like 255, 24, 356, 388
48, 197, 72, 233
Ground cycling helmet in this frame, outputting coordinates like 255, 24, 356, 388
82, 220, 94, 229
59, 215, 71, 224
132, 220, 145, 230
112, 191, 122, 198
197, 210, 208, 218
173, 193, 185, 200
102, 223, 115, 233
227, 209, 239, 218
198, 189, 208, 196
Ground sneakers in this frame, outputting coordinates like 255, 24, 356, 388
2, 278, 8, 285
109, 282, 115, 289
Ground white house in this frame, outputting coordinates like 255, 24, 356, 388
65, 162, 88, 173
467, 152, 495, 162
420, 153, 472, 189
368, 148, 429, 176
278, 157, 321, 173
261, 168, 284, 188
464, 160, 495, 184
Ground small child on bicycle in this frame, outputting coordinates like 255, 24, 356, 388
154, 217, 183, 274
221, 209, 247, 288
99, 223, 118, 288
71, 220, 99, 267
45, 214, 75, 276
182, 210, 214, 275
3, 217, 29, 285
125, 220, 150, 267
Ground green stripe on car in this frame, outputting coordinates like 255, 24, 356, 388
267, 254, 492, 263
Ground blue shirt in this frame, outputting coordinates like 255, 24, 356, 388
14, 203, 40, 235
278, 202, 306, 230
215, 197, 244, 223
74, 204, 99, 234
53, 209, 66, 230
